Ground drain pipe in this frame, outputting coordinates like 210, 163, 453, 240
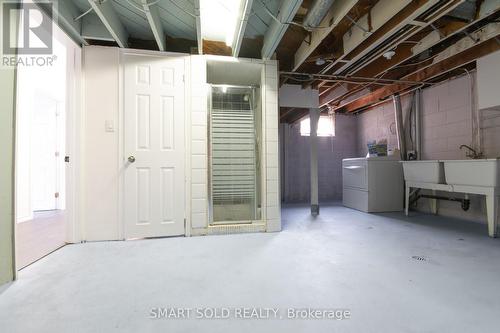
393, 93, 407, 160
415, 89, 422, 160
412, 194, 471, 211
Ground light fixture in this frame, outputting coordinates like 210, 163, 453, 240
222, 85, 228, 93
383, 50, 396, 60
200, 0, 244, 48
315, 58, 326, 66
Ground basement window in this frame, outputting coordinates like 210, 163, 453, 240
300, 115, 335, 137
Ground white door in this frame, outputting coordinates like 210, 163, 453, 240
31, 100, 59, 211
123, 53, 185, 239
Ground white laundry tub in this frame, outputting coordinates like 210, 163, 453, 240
443, 159, 500, 187
401, 160, 445, 184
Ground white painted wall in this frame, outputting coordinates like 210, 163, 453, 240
0, 0, 18, 285
477, 50, 500, 158
263, 60, 281, 232
82, 46, 121, 241
477, 51, 500, 110
0, 66, 16, 285
189, 55, 209, 230
81, 47, 281, 240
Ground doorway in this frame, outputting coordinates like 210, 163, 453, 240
122, 53, 186, 239
14, 15, 79, 269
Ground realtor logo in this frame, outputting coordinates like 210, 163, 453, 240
2, 1, 52, 55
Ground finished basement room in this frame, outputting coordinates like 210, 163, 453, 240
1, 0, 500, 332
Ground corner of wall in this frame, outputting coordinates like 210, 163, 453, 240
189, 56, 209, 232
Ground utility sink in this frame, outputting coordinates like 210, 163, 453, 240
443, 159, 500, 187
401, 160, 445, 183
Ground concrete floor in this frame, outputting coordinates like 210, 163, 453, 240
1, 203, 500, 332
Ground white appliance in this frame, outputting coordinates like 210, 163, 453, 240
342, 156, 404, 212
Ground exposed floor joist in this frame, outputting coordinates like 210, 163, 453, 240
313, 0, 447, 94
194, 0, 202, 54
262, 0, 303, 59
336, 30, 500, 113
233, 0, 254, 57
141, 0, 165, 51
320, 2, 500, 107
87, 0, 128, 48
318, 0, 474, 106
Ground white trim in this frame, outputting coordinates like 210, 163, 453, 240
65, 44, 83, 243
117, 50, 125, 240
184, 56, 192, 236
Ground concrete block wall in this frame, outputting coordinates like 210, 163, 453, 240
421, 75, 475, 160
355, 75, 476, 160
189, 55, 209, 231
354, 73, 500, 223
264, 61, 281, 232
281, 114, 358, 202
481, 107, 500, 157
355, 99, 407, 156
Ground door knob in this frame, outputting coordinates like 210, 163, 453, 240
128, 156, 136, 163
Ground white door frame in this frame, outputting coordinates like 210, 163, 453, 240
13, 36, 82, 259
65, 45, 83, 244
117, 48, 191, 239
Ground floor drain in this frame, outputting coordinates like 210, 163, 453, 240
412, 255, 427, 261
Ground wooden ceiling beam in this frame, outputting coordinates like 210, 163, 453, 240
194, 0, 202, 54
319, 1, 500, 107
87, 0, 128, 48
232, 0, 254, 57
336, 33, 500, 113
262, 0, 303, 59
141, 0, 165, 51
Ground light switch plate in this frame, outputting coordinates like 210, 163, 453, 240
105, 120, 115, 132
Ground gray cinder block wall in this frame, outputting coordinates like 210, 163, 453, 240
280, 114, 358, 203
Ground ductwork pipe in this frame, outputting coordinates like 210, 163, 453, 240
393, 93, 407, 160
303, 0, 335, 29
415, 89, 422, 160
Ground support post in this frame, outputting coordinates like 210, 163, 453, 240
310, 108, 320, 216
429, 190, 439, 215
486, 194, 498, 238
405, 184, 410, 216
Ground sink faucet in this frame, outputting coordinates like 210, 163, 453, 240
459, 145, 484, 159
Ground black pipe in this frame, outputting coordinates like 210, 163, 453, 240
413, 194, 470, 211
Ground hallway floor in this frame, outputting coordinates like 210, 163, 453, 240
16, 210, 66, 269
1, 203, 500, 332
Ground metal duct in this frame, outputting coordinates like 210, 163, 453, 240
303, 0, 335, 29
393, 93, 407, 160
415, 89, 422, 160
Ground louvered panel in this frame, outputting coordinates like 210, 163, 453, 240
210, 88, 257, 207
